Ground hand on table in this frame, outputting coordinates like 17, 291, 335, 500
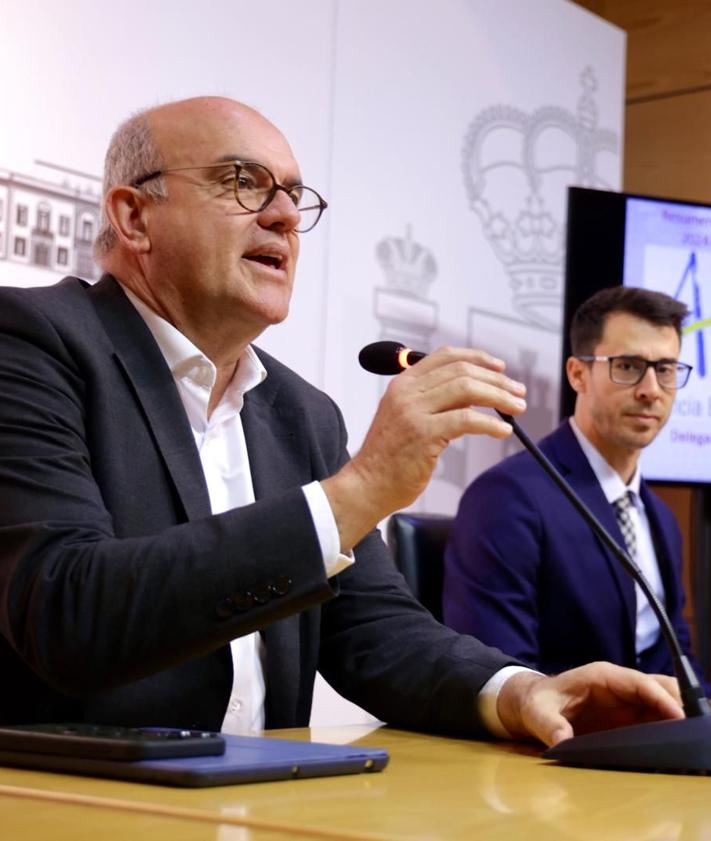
497, 662, 684, 747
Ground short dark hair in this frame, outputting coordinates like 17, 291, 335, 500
570, 286, 689, 356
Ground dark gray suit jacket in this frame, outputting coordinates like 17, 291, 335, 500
0, 275, 514, 736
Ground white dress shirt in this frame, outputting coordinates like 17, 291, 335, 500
120, 287, 352, 733
569, 418, 665, 654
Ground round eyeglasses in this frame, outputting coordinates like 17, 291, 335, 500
576, 355, 693, 389
132, 160, 328, 233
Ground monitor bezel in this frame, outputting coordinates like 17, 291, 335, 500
561, 185, 711, 487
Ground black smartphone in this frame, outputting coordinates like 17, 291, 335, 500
0, 723, 225, 761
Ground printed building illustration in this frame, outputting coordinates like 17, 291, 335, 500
0, 161, 101, 286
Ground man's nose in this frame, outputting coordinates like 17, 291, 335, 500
257, 188, 301, 232
634, 364, 663, 399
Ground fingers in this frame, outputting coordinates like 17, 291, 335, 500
405, 347, 526, 407
369, 345, 527, 447
422, 379, 526, 426
572, 664, 683, 713
649, 674, 683, 706
322, 344, 527, 550
591, 667, 684, 720
393, 347, 527, 425
440, 407, 516, 440
502, 675, 578, 748
498, 663, 685, 748
549, 721, 575, 746
407, 345, 509, 376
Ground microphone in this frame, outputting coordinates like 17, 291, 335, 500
359, 340, 711, 774
358, 341, 426, 375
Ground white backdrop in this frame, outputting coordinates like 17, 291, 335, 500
0, 0, 624, 724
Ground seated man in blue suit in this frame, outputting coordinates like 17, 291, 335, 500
444, 286, 709, 691
0, 99, 687, 747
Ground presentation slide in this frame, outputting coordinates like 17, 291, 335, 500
624, 197, 711, 482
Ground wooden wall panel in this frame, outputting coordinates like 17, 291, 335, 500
624, 87, 711, 202
574, 0, 711, 102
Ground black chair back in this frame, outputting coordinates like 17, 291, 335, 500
386, 512, 453, 622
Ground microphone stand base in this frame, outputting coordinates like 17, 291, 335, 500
543, 716, 711, 774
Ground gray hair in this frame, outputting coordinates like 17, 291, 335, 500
93, 109, 167, 260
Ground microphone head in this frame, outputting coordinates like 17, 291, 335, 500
358, 341, 410, 375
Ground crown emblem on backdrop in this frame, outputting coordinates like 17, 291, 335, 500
461, 67, 618, 331
373, 225, 439, 353
375, 224, 438, 299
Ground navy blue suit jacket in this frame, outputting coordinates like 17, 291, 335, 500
0, 275, 516, 735
443, 421, 709, 690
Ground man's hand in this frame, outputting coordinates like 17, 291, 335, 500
496, 662, 684, 747
322, 346, 527, 551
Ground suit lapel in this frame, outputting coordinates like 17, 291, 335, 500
548, 423, 637, 646
640, 483, 678, 611
241, 354, 313, 725
240, 360, 311, 500
86, 275, 211, 521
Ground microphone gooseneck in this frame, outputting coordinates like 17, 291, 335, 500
359, 339, 711, 774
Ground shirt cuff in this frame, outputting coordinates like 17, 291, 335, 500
477, 665, 541, 738
301, 481, 354, 578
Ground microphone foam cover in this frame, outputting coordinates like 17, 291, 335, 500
358, 341, 407, 375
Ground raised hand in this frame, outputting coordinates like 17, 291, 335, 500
323, 346, 526, 551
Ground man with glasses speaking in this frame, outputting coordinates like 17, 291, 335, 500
0, 99, 689, 744
445, 286, 710, 691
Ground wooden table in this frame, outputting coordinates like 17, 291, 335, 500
0, 724, 708, 840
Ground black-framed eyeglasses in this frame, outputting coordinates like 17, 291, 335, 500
576, 355, 693, 389
131, 160, 328, 233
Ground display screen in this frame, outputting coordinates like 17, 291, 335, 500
562, 186, 711, 484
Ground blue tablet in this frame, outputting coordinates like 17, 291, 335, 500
0, 732, 389, 787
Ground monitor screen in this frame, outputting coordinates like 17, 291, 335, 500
562, 186, 711, 484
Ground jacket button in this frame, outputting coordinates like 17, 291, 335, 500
232, 592, 255, 612
215, 597, 234, 619
252, 585, 272, 605
270, 576, 292, 597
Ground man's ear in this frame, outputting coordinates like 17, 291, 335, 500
104, 186, 152, 254
566, 356, 587, 394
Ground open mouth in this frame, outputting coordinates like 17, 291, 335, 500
243, 253, 285, 270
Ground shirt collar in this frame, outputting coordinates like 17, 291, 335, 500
568, 417, 642, 506
118, 283, 267, 406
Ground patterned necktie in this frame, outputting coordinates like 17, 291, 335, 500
613, 492, 637, 560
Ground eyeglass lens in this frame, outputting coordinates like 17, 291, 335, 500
609, 357, 689, 388
233, 163, 323, 232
